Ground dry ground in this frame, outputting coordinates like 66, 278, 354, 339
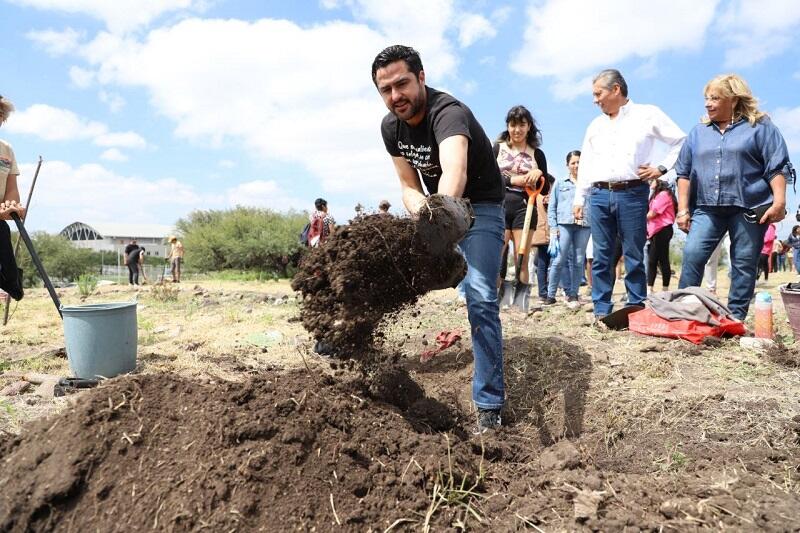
2, 271, 800, 529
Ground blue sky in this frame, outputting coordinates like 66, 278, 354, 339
1, 0, 799, 236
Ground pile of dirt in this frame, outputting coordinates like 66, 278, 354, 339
0, 370, 477, 532
291, 207, 465, 359
2, 344, 799, 531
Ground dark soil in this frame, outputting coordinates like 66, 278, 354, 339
3, 336, 798, 531
291, 210, 465, 359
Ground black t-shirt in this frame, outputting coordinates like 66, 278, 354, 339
381, 87, 504, 204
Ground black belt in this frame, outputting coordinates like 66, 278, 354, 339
592, 179, 645, 191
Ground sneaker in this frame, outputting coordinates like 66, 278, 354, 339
542, 297, 557, 306
566, 297, 581, 310
474, 408, 502, 434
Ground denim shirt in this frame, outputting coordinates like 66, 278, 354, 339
548, 176, 590, 227
675, 116, 791, 210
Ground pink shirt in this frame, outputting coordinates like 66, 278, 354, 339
761, 224, 777, 255
646, 191, 676, 239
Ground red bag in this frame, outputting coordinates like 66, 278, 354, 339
628, 307, 746, 344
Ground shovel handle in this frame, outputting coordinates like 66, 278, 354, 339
10, 213, 63, 318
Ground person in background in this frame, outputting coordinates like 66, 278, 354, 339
677, 74, 791, 319
646, 179, 677, 292
531, 180, 553, 302
703, 235, 730, 294
0, 94, 27, 301
758, 223, 777, 281
137, 247, 149, 284
573, 69, 686, 319
787, 226, 800, 274
494, 105, 548, 301
545, 150, 590, 309
309, 198, 335, 247
378, 199, 391, 214
772, 238, 784, 273
124, 239, 141, 286
789, 247, 795, 274
167, 236, 184, 283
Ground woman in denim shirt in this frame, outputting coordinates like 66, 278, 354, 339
787, 226, 800, 275
545, 151, 591, 308
676, 74, 792, 320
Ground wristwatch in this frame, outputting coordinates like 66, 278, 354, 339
657, 165, 668, 175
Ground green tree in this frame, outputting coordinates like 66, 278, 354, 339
13, 232, 98, 287
175, 206, 308, 276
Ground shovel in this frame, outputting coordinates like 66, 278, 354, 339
11, 213, 62, 318
498, 245, 514, 308
511, 177, 545, 312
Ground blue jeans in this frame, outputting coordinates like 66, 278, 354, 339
679, 206, 767, 320
535, 244, 571, 298
458, 203, 505, 410
548, 224, 591, 298
589, 182, 649, 316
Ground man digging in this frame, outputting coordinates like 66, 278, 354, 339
372, 45, 505, 433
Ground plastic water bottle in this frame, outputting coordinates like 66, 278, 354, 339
754, 292, 774, 339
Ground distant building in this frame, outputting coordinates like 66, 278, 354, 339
59, 222, 174, 258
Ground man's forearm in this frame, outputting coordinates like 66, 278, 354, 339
402, 187, 428, 215
437, 170, 467, 198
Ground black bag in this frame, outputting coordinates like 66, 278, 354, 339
299, 222, 311, 246
0, 221, 24, 301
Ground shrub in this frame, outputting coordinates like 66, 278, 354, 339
76, 274, 98, 297
14, 232, 97, 287
175, 206, 308, 276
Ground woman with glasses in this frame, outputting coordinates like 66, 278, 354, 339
676, 74, 792, 320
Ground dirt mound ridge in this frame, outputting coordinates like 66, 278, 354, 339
0, 371, 477, 532
291, 213, 465, 357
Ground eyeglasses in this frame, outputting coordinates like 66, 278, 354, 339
704, 95, 722, 102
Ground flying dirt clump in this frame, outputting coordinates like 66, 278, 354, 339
291, 195, 470, 359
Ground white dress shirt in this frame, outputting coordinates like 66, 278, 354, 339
573, 100, 686, 206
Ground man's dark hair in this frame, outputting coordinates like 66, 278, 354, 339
371, 45, 423, 86
594, 69, 628, 98
314, 198, 327, 210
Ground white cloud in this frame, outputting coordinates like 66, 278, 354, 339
457, 13, 496, 48
491, 6, 512, 25
772, 106, 800, 155
99, 90, 125, 112
69, 65, 94, 88
218, 159, 236, 169
225, 180, 306, 211
16, 160, 204, 231
328, 0, 459, 78
717, 0, 800, 68
99, 148, 128, 162
25, 27, 83, 55
6, 104, 146, 148
551, 75, 593, 102
510, 0, 719, 99
11, 0, 200, 33
60, 18, 412, 196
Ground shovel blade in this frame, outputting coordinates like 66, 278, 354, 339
499, 280, 514, 309
511, 282, 531, 313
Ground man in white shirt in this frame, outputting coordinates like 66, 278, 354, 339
573, 69, 685, 318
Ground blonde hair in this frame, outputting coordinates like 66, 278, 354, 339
702, 74, 766, 126
0, 95, 14, 125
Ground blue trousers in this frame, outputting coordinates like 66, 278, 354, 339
588, 182, 649, 316
679, 206, 767, 320
548, 224, 591, 298
458, 203, 505, 409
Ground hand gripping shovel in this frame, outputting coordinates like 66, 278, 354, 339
11, 213, 62, 318
511, 177, 545, 312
